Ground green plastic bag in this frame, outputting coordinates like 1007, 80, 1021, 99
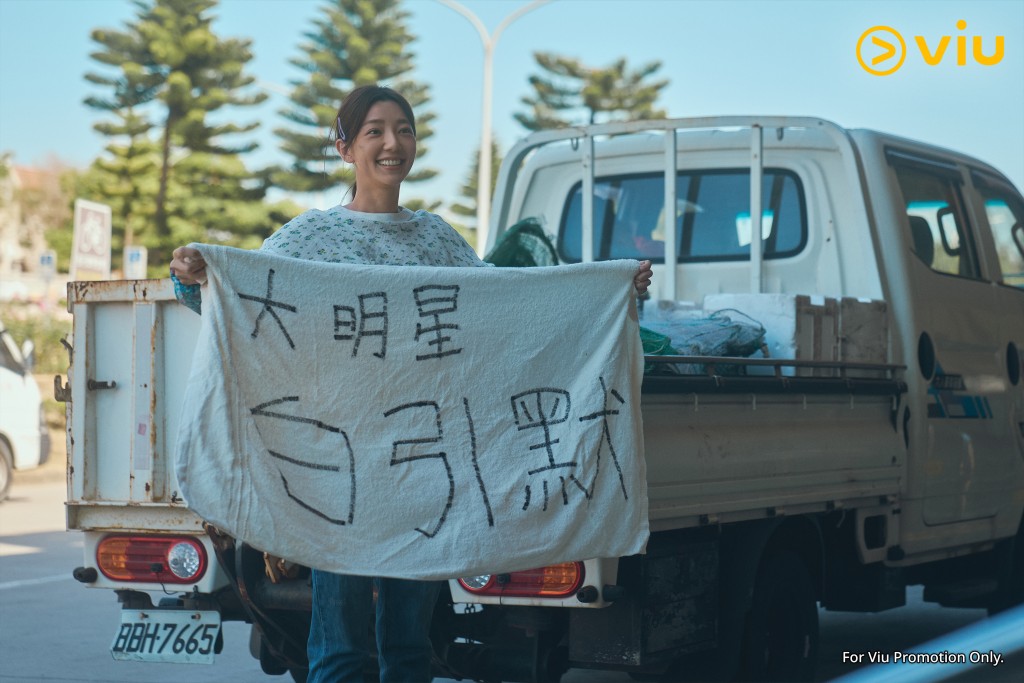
485, 218, 559, 267
639, 326, 678, 374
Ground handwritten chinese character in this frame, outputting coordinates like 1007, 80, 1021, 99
511, 388, 579, 511
250, 396, 356, 525
413, 284, 462, 360
333, 292, 388, 358
577, 376, 629, 500
237, 268, 297, 348
384, 400, 454, 538
383, 398, 495, 535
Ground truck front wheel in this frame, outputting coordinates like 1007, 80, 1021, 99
989, 518, 1024, 615
739, 552, 818, 682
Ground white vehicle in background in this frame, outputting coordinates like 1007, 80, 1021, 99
0, 318, 49, 501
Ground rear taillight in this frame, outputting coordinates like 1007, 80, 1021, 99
96, 535, 207, 584
458, 562, 585, 598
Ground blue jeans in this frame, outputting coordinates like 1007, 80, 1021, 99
307, 570, 442, 683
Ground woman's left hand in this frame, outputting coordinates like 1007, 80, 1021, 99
634, 260, 653, 297
170, 246, 207, 285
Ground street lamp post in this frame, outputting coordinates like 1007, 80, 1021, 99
435, 0, 551, 254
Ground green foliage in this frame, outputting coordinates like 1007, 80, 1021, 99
0, 304, 72, 376
516, 53, 669, 130
84, 10, 162, 260
73, 0, 458, 275
84, 0, 275, 268
0, 305, 72, 429
403, 197, 443, 213
272, 0, 437, 193
448, 140, 503, 231
43, 224, 74, 274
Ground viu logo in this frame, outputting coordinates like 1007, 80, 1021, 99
857, 21, 1005, 76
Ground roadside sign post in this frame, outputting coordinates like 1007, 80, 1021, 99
124, 246, 148, 280
70, 199, 112, 281
39, 249, 56, 310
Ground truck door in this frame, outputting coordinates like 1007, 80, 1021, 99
889, 153, 1015, 525
970, 171, 1024, 480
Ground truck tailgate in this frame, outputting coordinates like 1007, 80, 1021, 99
66, 279, 202, 532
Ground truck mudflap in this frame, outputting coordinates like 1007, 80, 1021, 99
568, 529, 719, 672
205, 525, 312, 676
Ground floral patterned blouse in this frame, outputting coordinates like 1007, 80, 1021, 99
173, 205, 487, 314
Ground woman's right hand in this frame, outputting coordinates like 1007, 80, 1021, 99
170, 246, 207, 285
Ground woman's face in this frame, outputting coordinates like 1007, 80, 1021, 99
337, 100, 417, 193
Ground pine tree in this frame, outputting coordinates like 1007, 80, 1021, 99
84, 17, 162, 251
84, 0, 284, 267
134, 0, 267, 242
273, 0, 437, 194
516, 53, 669, 131
449, 140, 503, 232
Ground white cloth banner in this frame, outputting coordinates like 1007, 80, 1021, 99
176, 245, 648, 580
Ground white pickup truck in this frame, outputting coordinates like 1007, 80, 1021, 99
61, 117, 1024, 682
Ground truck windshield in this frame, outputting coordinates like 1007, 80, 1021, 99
557, 168, 806, 263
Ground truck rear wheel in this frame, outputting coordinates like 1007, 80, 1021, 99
739, 552, 818, 682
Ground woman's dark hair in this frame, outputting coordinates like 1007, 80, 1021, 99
333, 85, 416, 198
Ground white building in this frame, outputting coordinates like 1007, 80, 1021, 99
0, 164, 67, 301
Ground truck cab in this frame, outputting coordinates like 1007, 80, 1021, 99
487, 118, 1024, 567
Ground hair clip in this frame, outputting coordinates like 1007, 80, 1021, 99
336, 116, 346, 142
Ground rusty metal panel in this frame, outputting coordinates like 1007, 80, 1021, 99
66, 278, 200, 528
130, 302, 156, 499
154, 299, 202, 502
67, 278, 175, 305
92, 301, 136, 502
67, 301, 90, 507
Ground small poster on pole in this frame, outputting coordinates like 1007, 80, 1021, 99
71, 199, 112, 281
39, 249, 57, 310
124, 245, 149, 280
39, 249, 56, 281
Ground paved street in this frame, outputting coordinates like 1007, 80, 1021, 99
2, 453, 1021, 682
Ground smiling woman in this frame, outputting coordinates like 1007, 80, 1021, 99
333, 88, 419, 212
165, 83, 649, 683
168, 84, 492, 683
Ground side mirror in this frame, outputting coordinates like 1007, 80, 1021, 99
21, 339, 35, 373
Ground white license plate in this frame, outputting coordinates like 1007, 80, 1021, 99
111, 609, 221, 664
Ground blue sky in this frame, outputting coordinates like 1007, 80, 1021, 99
1, 0, 1021, 213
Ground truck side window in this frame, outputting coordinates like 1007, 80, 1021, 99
892, 164, 980, 279
558, 169, 805, 264
976, 183, 1024, 289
